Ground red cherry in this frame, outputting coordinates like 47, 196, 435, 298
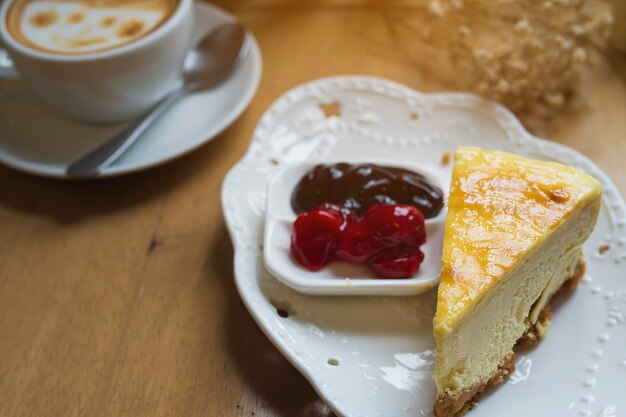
368, 246, 425, 279
316, 203, 356, 230
291, 209, 344, 271
364, 204, 426, 247
290, 203, 428, 277
336, 220, 383, 264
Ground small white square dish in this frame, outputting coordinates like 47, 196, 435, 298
263, 159, 449, 295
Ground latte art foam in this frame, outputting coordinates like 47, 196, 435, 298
6, 0, 179, 54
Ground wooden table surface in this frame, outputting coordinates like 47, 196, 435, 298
1, 2, 625, 416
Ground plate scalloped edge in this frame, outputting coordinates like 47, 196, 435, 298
222, 75, 626, 417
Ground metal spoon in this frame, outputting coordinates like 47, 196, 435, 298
66, 23, 247, 178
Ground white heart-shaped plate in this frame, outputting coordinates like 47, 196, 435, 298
222, 76, 626, 417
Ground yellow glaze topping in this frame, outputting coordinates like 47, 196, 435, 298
434, 147, 601, 336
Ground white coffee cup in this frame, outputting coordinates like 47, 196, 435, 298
0, 0, 193, 124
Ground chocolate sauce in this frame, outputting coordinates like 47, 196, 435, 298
291, 163, 444, 218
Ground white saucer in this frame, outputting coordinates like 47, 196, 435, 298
0, 2, 262, 178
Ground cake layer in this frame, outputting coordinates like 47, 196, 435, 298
434, 147, 601, 335
434, 192, 600, 399
434, 260, 586, 417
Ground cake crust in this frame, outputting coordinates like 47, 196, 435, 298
434, 353, 517, 417
434, 261, 586, 417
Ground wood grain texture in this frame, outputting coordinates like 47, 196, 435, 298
0, 1, 624, 416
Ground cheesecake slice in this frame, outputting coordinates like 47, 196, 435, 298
433, 147, 601, 417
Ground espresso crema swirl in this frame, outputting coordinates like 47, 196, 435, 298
6, 0, 179, 54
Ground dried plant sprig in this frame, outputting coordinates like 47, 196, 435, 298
384, 0, 612, 113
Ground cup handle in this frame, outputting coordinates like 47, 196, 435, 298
0, 48, 18, 79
